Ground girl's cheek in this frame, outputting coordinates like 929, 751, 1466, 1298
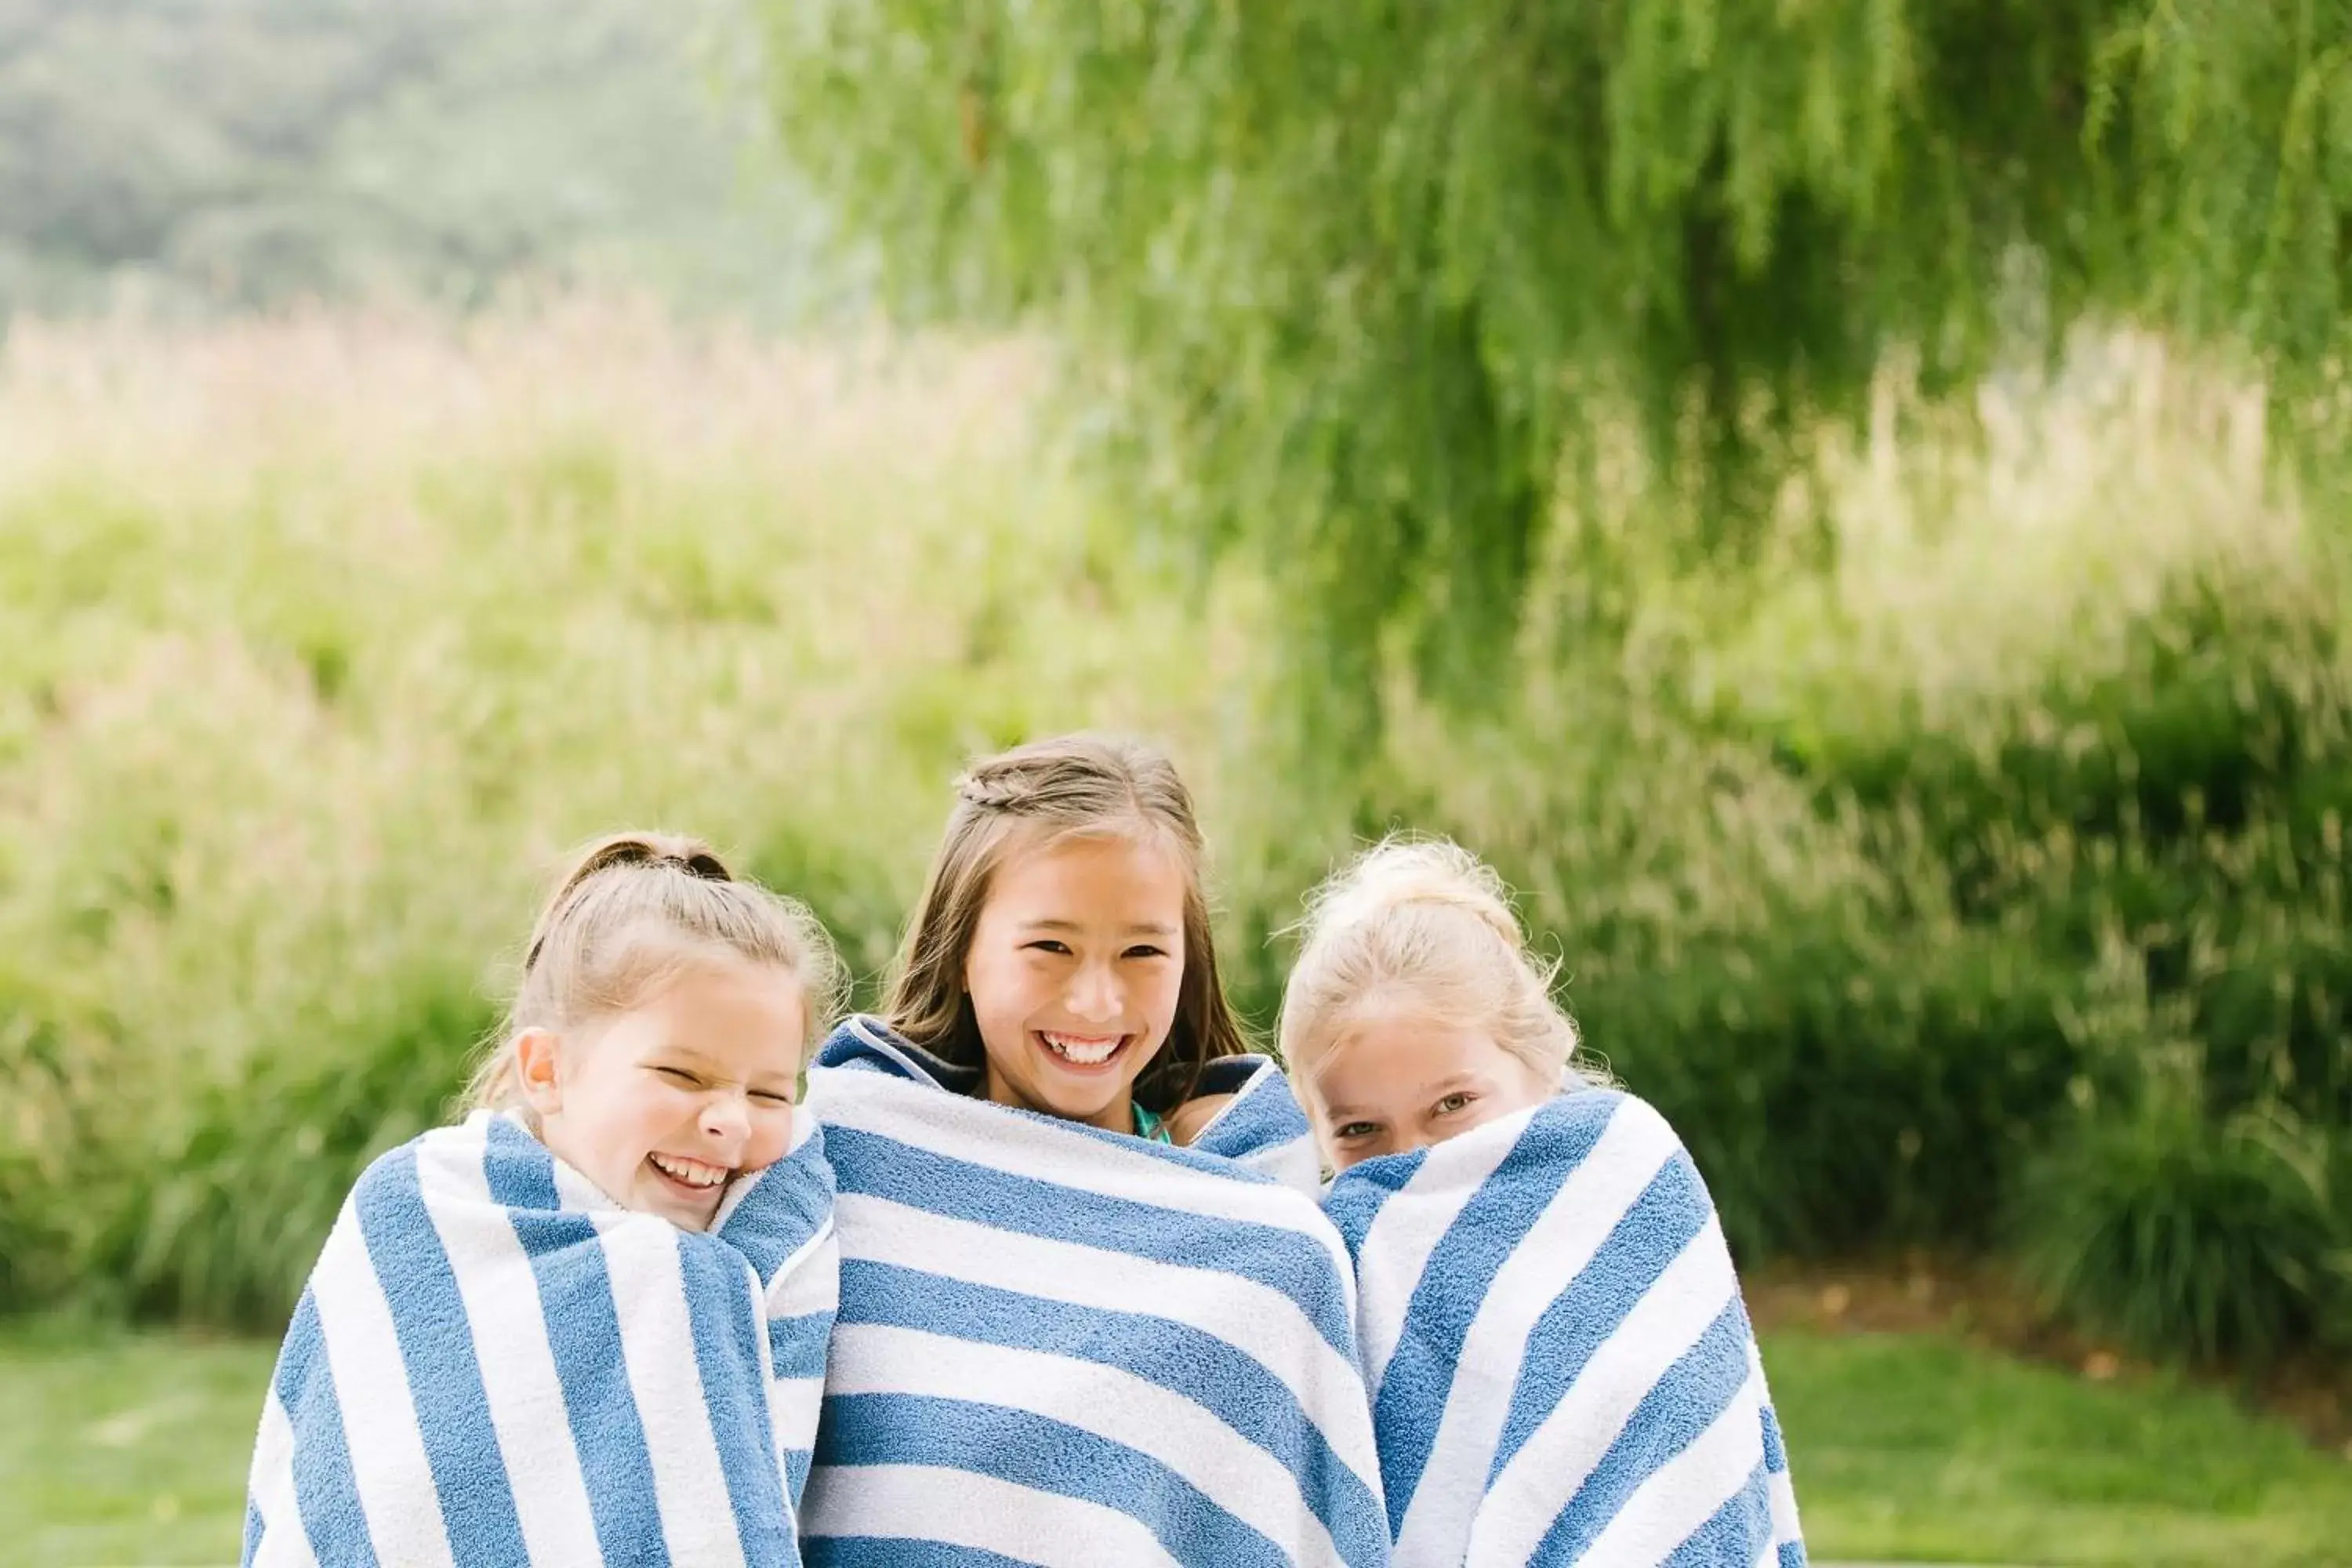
742, 1111, 794, 1172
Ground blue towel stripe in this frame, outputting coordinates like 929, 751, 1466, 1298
717, 1139, 836, 1281
769, 1311, 833, 1381
276, 1289, 380, 1567
351, 1145, 532, 1565
1489, 1154, 1714, 1483
807, 1541, 1036, 1568
1761, 1399, 1791, 1472
1319, 1148, 1426, 1255
1537, 1298, 1758, 1562
1372, 1104, 1607, 1528
680, 1238, 797, 1568
818, 1393, 1289, 1567
1664, 1459, 1776, 1567
484, 1119, 671, 1567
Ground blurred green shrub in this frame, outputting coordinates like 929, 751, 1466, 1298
2, 312, 2345, 1374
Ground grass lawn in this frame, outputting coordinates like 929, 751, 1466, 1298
4, 1316, 2350, 1566
1768, 1327, 2352, 1565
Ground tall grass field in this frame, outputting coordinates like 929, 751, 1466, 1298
2, 299, 2347, 1375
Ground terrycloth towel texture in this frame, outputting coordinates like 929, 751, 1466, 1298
797, 1016, 1390, 1567
1324, 1091, 1806, 1567
241, 1108, 838, 1568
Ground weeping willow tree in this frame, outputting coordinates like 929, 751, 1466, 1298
756, 2, 2352, 728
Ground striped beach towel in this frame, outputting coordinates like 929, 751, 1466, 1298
242, 1107, 838, 1567
1324, 1090, 1806, 1567
797, 1016, 1389, 1567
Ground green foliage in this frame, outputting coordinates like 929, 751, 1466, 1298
0, 306, 1199, 1323
2013, 1096, 2347, 1368
756, 0, 2352, 713
2, 308, 2347, 1377
0, 0, 827, 321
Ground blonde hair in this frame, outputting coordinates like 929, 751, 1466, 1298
465, 831, 844, 1112
1279, 836, 1604, 1091
884, 733, 1249, 1114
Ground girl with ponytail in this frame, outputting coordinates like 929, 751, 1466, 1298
244, 833, 844, 1567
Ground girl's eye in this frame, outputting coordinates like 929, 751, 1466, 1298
655, 1065, 701, 1087
1434, 1092, 1475, 1116
1122, 944, 1168, 960
1334, 1122, 1380, 1142
1024, 939, 1073, 956
750, 1090, 792, 1106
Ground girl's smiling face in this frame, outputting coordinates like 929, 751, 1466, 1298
517, 956, 804, 1229
962, 829, 1187, 1133
1306, 1008, 1555, 1170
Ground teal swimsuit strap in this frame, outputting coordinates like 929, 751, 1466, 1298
1133, 1102, 1172, 1144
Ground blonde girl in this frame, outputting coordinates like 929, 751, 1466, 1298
1294, 835, 1806, 1566
1279, 835, 1606, 1167
245, 833, 844, 1568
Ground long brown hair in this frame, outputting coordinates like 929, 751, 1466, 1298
465, 830, 844, 1112
884, 734, 1250, 1113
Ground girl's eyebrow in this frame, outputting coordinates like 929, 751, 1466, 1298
1018, 917, 1180, 938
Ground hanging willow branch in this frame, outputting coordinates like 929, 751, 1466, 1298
756, 0, 2352, 716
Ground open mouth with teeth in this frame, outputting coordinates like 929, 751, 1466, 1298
648, 1151, 732, 1200
1034, 1029, 1133, 1070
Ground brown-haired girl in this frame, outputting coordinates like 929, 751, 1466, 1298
879, 731, 1250, 1141
244, 833, 844, 1568
797, 735, 1386, 1565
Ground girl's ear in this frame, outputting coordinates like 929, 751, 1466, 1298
513, 1028, 565, 1117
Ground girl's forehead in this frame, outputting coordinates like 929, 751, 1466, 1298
987, 822, 1190, 894
1312, 1009, 1508, 1080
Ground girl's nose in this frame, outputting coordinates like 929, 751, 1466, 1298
701, 1093, 751, 1145
1067, 961, 1123, 1022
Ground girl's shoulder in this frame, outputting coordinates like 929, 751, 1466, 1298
1523, 1085, 1697, 1169
813, 1014, 975, 1093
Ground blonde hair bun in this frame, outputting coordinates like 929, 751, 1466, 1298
1279, 833, 1599, 1094
1298, 837, 1526, 957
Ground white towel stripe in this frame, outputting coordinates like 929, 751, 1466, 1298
308, 1204, 459, 1568
245, 1391, 319, 1568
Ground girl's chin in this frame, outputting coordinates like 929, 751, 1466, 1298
989, 1065, 1136, 1129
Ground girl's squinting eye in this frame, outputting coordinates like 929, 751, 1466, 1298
655, 1065, 701, 1087
1023, 939, 1073, 956
1122, 943, 1169, 960
750, 1090, 793, 1105
1434, 1091, 1475, 1116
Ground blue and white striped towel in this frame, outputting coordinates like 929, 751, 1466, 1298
1324, 1090, 1806, 1566
797, 1016, 1389, 1567
242, 1107, 838, 1567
